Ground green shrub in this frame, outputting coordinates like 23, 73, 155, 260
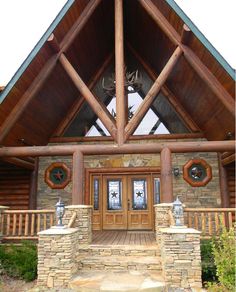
0, 241, 37, 282
200, 239, 217, 284
211, 226, 235, 291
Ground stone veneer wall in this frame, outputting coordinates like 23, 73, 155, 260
37, 139, 221, 209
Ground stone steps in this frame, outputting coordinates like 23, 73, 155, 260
70, 270, 166, 292
78, 244, 160, 257
78, 255, 162, 271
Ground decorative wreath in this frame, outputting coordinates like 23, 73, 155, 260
183, 159, 212, 187
45, 162, 71, 189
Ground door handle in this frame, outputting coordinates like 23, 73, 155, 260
128, 199, 130, 211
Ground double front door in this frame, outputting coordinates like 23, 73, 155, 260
91, 173, 159, 230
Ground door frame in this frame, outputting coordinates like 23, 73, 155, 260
85, 167, 160, 230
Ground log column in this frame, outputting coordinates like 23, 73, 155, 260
160, 147, 173, 202
115, 0, 125, 145
29, 157, 39, 209
218, 153, 230, 207
72, 151, 84, 204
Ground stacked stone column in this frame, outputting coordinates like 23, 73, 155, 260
37, 227, 79, 288
160, 227, 202, 290
63, 205, 92, 245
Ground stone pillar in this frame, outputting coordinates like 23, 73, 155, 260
154, 203, 174, 241
63, 205, 92, 245
37, 227, 79, 288
160, 226, 202, 290
0, 206, 9, 243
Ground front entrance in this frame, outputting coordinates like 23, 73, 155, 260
88, 169, 160, 231
102, 175, 152, 230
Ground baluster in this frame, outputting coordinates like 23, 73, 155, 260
1, 212, 5, 234
18, 213, 23, 236
43, 214, 47, 230
25, 213, 29, 236
12, 213, 17, 235
201, 213, 205, 235
31, 214, 35, 236
208, 212, 212, 236
215, 212, 219, 234
6, 213, 11, 235
37, 214, 41, 232
50, 213, 54, 227
194, 212, 198, 230
228, 212, 233, 228
188, 212, 192, 228
221, 212, 226, 227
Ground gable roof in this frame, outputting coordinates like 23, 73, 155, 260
0, 0, 235, 146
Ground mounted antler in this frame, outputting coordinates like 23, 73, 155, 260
102, 68, 142, 97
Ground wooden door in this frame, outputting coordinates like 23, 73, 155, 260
102, 175, 128, 230
102, 174, 153, 230
127, 175, 153, 230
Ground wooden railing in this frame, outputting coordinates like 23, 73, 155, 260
0, 209, 55, 240
184, 208, 235, 237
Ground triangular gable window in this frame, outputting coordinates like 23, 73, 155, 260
85, 91, 169, 137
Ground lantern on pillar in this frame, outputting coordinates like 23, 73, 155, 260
55, 198, 65, 227
172, 197, 183, 226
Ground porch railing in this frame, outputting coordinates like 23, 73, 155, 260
0, 209, 55, 240
184, 208, 235, 237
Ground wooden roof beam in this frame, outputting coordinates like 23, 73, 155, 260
0, 140, 234, 157
115, 0, 126, 146
1, 157, 34, 170
0, 0, 102, 144
139, 0, 235, 117
0, 55, 58, 143
124, 46, 183, 141
127, 42, 201, 133
59, 53, 117, 141
52, 52, 113, 137
60, 0, 102, 52
181, 24, 192, 45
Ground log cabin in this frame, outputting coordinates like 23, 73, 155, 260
0, 0, 235, 233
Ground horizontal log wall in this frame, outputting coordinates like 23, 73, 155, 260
0, 161, 31, 209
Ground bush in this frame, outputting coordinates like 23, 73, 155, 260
200, 239, 217, 284
0, 241, 37, 282
211, 226, 235, 291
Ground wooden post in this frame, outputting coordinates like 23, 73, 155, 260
59, 54, 117, 140
72, 151, 84, 205
218, 153, 230, 208
124, 46, 182, 140
29, 157, 39, 209
115, 0, 125, 145
160, 147, 173, 202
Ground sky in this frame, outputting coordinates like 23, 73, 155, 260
0, 0, 235, 87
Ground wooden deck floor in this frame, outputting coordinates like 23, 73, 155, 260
92, 230, 156, 246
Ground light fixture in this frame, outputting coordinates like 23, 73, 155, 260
173, 167, 181, 177
172, 197, 184, 226
55, 198, 65, 227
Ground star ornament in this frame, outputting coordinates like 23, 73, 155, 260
136, 191, 143, 197
111, 191, 118, 198
53, 170, 64, 181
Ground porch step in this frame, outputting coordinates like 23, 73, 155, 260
78, 244, 160, 257
78, 255, 162, 271
70, 270, 166, 291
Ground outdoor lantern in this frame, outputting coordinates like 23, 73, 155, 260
55, 198, 65, 227
172, 197, 183, 226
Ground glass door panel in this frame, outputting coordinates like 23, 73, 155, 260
107, 179, 122, 210
132, 179, 147, 210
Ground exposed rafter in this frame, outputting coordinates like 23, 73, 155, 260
0, 55, 58, 143
127, 43, 201, 133
53, 53, 113, 137
0, 0, 102, 144
139, 0, 235, 116
124, 46, 183, 141
59, 53, 117, 140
